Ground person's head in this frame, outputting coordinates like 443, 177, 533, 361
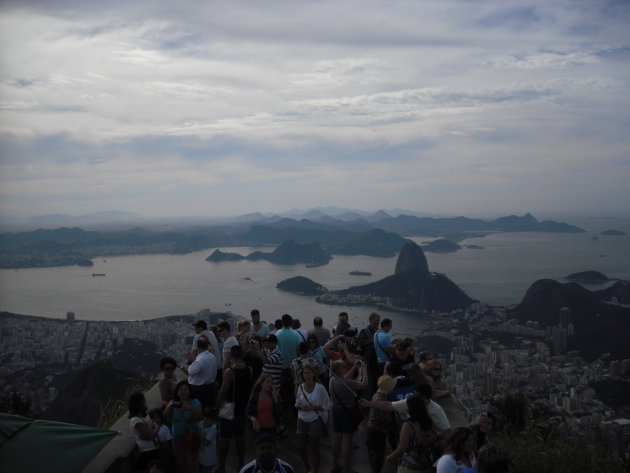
407, 394, 433, 431
475, 411, 496, 433
160, 356, 177, 374
148, 407, 164, 425
297, 340, 310, 356
252, 372, 274, 395
336, 321, 349, 338
265, 333, 278, 350
217, 321, 231, 339
377, 375, 396, 394
274, 319, 283, 330
338, 312, 349, 323
300, 363, 318, 382
128, 391, 147, 418
395, 340, 411, 360
196, 338, 209, 351
239, 320, 251, 333
251, 309, 261, 324
330, 359, 346, 376
380, 318, 392, 332
413, 383, 433, 401
193, 320, 207, 334
173, 380, 192, 402
369, 312, 381, 329
230, 345, 245, 363
255, 433, 278, 470
423, 359, 443, 380
292, 318, 302, 329
307, 334, 320, 350
446, 427, 475, 460
281, 313, 293, 328
313, 316, 323, 327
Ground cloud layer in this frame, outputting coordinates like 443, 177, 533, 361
1, 0, 629, 219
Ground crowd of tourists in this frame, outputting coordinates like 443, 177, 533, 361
128, 310, 513, 473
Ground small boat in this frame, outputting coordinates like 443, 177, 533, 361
92, 273, 106, 277
349, 270, 372, 276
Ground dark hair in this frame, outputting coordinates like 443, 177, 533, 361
300, 363, 318, 381
281, 313, 293, 327
217, 321, 231, 332
291, 318, 301, 329
265, 334, 278, 344
381, 318, 392, 329
313, 316, 323, 327
173, 380, 192, 402
274, 319, 283, 330
251, 309, 260, 317
197, 338, 209, 350
297, 341, 310, 355
128, 391, 146, 418
338, 312, 348, 319
407, 394, 433, 431
148, 407, 163, 420
446, 427, 475, 460
194, 320, 208, 329
160, 356, 177, 370
307, 334, 320, 347
414, 383, 433, 399
418, 351, 432, 362
230, 345, 244, 360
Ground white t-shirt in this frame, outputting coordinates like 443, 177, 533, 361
222, 336, 239, 366
156, 424, 172, 442
129, 416, 159, 453
391, 398, 450, 431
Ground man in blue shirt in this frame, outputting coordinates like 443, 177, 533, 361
373, 318, 394, 378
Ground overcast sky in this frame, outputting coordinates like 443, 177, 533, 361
1, 0, 629, 221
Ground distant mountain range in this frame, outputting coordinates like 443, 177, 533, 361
0, 212, 585, 269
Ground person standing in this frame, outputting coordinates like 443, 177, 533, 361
275, 314, 300, 408
366, 375, 397, 473
238, 433, 296, 473
249, 309, 269, 338
164, 381, 203, 473
180, 338, 218, 410
308, 316, 331, 347
357, 312, 381, 397
374, 318, 395, 378
252, 334, 284, 394
128, 392, 160, 472
217, 321, 239, 370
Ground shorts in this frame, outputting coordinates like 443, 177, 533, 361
219, 415, 247, 439
297, 417, 326, 436
331, 405, 353, 434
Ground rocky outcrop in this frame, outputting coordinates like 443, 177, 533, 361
421, 239, 461, 254
248, 240, 332, 266
394, 241, 429, 275
205, 249, 245, 262
565, 271, 609, 283
276, 276, 328, 295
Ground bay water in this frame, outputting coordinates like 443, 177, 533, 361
1, 217, 628, 336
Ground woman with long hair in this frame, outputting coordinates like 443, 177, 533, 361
164, 380, 203, 473
329, 358, 368, 473
296, 364, 331, 473
387, 395, 437, 473
436, 426, 478, 473
128, 391, 160, 472
246, 372, 283, 437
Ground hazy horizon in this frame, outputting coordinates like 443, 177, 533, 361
1, 1, 629, 221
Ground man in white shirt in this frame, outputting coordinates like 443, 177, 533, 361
217, 321, 239, 369
192, 320, 221, 365
181, 338, 218, 409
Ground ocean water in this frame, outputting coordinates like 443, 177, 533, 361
1, 217, 628, 335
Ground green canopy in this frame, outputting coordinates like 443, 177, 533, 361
0, 412, 117, 473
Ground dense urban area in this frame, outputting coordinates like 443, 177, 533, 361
1, 301, 629, 463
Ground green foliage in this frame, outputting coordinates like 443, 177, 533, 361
97, 384, 146, 429
492, 424, 623, 473
0, 392, 33, 417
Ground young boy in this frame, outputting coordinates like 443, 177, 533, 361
198, 407, 218, 473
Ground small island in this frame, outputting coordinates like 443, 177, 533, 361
421, 239, 461, 254
565, 271, 609, 284
276, 276, 328, 295
465, 245, 484, 250
206, 240, 332, 266
601, 230, 626, 236
349, 270, 372, 276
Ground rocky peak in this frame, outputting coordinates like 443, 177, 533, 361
394, 241, 429, 275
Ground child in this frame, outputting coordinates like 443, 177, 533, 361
198, 407, 218, 473
149, 408, 174, 467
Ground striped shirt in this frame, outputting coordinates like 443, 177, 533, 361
239, 458, 295, 473
262, 347, 283, 391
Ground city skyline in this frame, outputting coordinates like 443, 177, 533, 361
1, 0, 629, 220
